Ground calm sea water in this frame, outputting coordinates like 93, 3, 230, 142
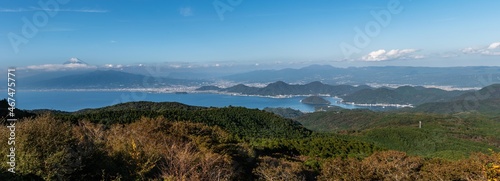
14, 91, 360, 112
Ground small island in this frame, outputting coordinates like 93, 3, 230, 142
301, 96, 331, 105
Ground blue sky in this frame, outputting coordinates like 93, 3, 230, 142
1, 0, 500, 68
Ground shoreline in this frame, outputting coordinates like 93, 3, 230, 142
11, 88, 413, 109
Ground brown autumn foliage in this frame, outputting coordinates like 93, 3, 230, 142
319, 151, 423, 181
253, 156, 306, 181
485, 150, 500, 180
0, 115, 244, 180
104, 116, 236, 180
361, 150, 424, 180
1, 115, 500, 180
319, 150, 500, 181
317, 157, 364, 181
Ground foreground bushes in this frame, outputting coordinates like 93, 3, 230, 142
0, 115, 248, 180
1, 115, 500, 180
319, 150, 500, 181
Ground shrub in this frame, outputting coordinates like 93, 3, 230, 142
253, 156, 306, 181
0, 115, 105, 180
318, 157, 364, 181
362, 151, 423, 180
104, 116, 237, 180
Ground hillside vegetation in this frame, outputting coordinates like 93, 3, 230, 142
297, 108, 500, 160
3, 85, 500, 180
342, 86, 465, 105
413, 84, 500, 115
53, 102, 311, 139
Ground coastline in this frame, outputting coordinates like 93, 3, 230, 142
13, 88, 413, 109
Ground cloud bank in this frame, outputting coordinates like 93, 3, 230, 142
361, 49, 422, 61
462, 42, 500, 56
20, 63, 97, 71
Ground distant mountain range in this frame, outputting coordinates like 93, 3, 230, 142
197, 81, 370, 96
223, 65, 500, 87
4, 63, 500, 90
197, 81, 478, 106
20, 70, 207, 89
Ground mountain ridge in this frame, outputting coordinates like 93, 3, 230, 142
20, 70, 206, 89
197, 81, 368, 96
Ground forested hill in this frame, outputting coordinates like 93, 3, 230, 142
296, 108, 500, 159
197, 81, 475, 106
412, 84, 500, 115
74, 101, 205, 114
301, 96, 331, 105
3, 100, 500, 180
0, 101, 387, 180
197, 81, 370, 96
52, 101, 312, 139
342, 86, 466, 105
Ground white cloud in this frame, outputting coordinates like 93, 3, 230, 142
19, 63, 96, 71
462, 42, 500, 56
104, 64, 122, 68
361, 49, 421, 61
488, 42, 500, 50
462, 47, 479, 54
179, 7, 193, 17
19, 58, 96, 71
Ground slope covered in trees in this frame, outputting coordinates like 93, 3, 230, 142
52, 102, 311, 139
263, 107, 304, 119
0, 103, 384, 180
296, 109, 500, 159
197, 81, 471, 106
341, 86, 466, 105
2, 107, 500, 180
412, 84, 500, 115
301, 96, 331, 105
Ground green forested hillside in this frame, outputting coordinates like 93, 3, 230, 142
263, 107, 304, 119
55, 102, 312, 139
301, 96, 331, 105
296, 109, 500, 160
413, 84, 500, 115
2, 101, 500, 180
341, 86, 466, 105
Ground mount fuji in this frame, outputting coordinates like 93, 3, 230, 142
63, 58, 88, 65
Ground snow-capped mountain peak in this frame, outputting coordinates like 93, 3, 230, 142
64, 58, 88, 65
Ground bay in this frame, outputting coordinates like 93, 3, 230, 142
15, 90, 360, 112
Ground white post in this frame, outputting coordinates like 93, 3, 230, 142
419, 121, 422, 129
